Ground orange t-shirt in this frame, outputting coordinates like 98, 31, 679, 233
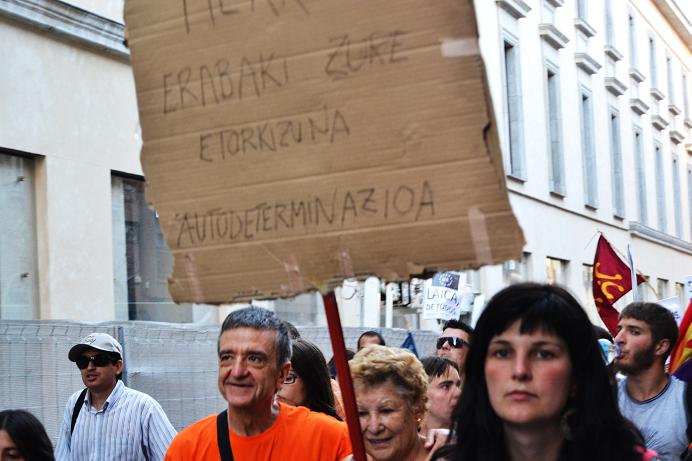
165, 402, 352, 461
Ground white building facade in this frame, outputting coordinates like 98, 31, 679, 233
0, 0, 690, 325
471, 0, 692, 325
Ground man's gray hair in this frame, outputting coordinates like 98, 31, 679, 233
218, 306, 292, 367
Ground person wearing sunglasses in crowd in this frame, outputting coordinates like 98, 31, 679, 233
435, 320, 473, 383
55, 333, 176, 461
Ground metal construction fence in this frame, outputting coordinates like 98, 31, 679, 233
0, 320, 437, 443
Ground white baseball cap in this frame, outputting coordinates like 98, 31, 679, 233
68, 333, 123, 362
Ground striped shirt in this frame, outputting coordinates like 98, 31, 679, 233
55, 380, 177, 461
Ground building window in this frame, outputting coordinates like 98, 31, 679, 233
111, 175, 215, 323
676, 282, 686, 310
654, 143, 666, 232
604, 0, 614, 46
503, 37, 526, 179
0, 152, 39, 320
609, 109, 625, 217
576, 0, 587, 20
580, 89, 598, 208
672, 154, 683, 238
634, 127, 647, 224
683, 73, 690, 119
582, 263, 595, 311
666, 53, 675, 105
628, 12, 638, 69
687, 165, 692, 239
503, 253, 531, 285
546, 65, 564, 195
542, 0, 557, 25
637, 276, 649, 301
546, 257, 568, 285
657, 278, 669, 299
648, 36, 658, 89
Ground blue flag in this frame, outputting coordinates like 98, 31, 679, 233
400, 332, 419, 357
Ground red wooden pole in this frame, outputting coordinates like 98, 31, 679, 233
322, 291, 367, 461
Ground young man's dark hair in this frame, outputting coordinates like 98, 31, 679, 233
356, 331, 386, 350
420, 356, 459, 379
442, 319, 474, 337
620, 302, 678, 362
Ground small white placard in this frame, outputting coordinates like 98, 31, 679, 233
422, 272, 469, 321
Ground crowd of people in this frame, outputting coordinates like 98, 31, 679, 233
2, 283, 690, 461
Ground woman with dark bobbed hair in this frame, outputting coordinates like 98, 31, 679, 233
277, 338, 341, 420
437, 283, 654, 461
0, 409, 54, 461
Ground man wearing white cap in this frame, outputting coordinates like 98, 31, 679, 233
55, 332, 177, 461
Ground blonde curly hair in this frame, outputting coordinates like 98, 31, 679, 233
349, 345, 428, 413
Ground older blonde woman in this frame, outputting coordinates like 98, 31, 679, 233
350, 345, 436, 461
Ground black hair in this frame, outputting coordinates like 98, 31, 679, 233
219, 307, 292, 367
282, 320, 301, 340
620, 302, 678, 362
0, 410, 54, 461
357, 331, 386, 350
328, 349, 355, 379
420, 356, 459, 379
593, 325, 614, 342
107, 351, 124, 380
441, 319, 474, 338
290, 339, 340, 420
446, 283, 643, 461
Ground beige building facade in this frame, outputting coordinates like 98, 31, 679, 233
1, 0, 139, 321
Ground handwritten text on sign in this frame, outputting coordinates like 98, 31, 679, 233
174, 181, 435, 248
125, 0, 524, 303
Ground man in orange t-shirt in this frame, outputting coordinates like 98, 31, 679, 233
165, 307, 352, 461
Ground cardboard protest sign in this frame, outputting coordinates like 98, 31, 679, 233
124, 0, 525, 303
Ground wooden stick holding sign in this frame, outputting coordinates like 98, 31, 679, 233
323, 292, 367, 461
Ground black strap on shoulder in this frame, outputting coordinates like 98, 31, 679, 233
216, 409, 234, 461
70, 388, 88, 435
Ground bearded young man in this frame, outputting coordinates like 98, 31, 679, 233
615, 302, 689, 461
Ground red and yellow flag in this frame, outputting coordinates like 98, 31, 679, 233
592, 236, 644, 336
671, 299, 692, 380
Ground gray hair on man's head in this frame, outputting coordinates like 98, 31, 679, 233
218, 306, 292, 367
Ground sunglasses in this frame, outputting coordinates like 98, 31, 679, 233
76, 354, 115, 370
436, 336, 469, 350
